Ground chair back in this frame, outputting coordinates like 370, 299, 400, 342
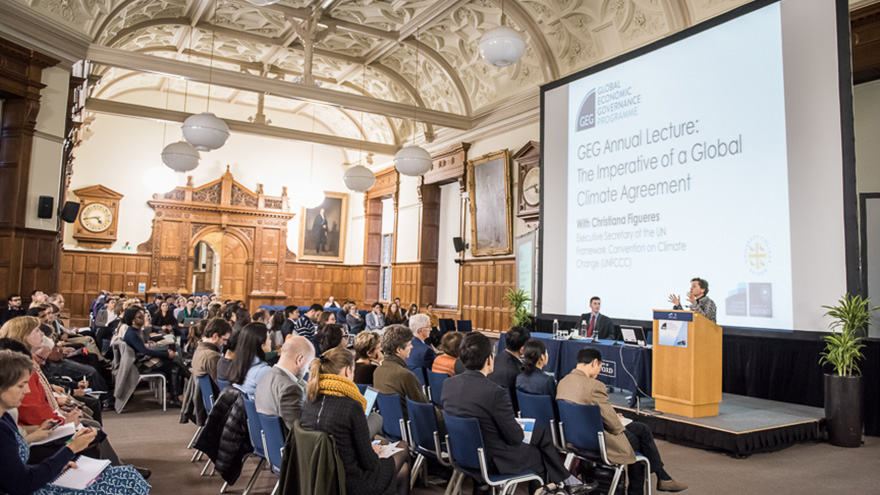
438, 319, 456, 334
516, 390, 556, 433
411, 367, 427, 387
457, 320, 472, 333
356, 383, 368, 395
196, 374, 215, 414
444, 413, 484, 473
217, 378, 230, 391
556, 400, 603, 452
376, 392, 406, 442
425, 370, 448, 407
257, 412, 285, 473
405, 397, 440, 457
242, 397, 266, 457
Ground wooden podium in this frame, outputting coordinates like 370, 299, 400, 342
651, 310, 722, 418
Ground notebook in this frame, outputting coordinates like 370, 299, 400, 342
52, 456, 111, 490
363, 386, 379, 416
31, 423, 76, 446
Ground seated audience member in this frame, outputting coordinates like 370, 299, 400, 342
145, 294, 161, 316
324, 296, 340, 308
187, 319, 209, 355
205, 302, 222, 320
441, 333, 593, 495
281, 305, 300, 338
1, 294, 26, 325
216, 329, 237, 383
489, 326, 530, 395
579, 296, 618, 340
27, 305, 49, 326
557, 348, 687, 493
196, 295, 210, 317
301, 346, 410, 495
405, 314, 436, 372
120, 307, 186, 406
0, 350, 150, 495
353, 332, 382, 385
516, 340, 556, 397
432, 331, 466, 376
293, 304, 323, 342
231, 307, 251, 333
373, 324, 429, 415
177, 298, 199, 324
95, 296, 119, 328
316, 323, 345, 355
255, 336, 315, 433
172, 296, 187, 319
228, 322, 272, 399
405, 303, 419, 321
192, 319, 232, 382
316, 310, 337, 334
393, 298, 405, 318
47, 305, 104, 363
385, 301, 405, 326
252, 309, 270, 326
151, 302, 179, 337
34, 337, 106, 420
425, 303, 440, 329
346, 303, 366, 334
366, 302, 385, 332
269, 311, 286, 348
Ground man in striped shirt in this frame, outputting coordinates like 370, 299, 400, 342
293, 303, 323, 343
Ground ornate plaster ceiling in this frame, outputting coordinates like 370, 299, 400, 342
12, 0, 749, 146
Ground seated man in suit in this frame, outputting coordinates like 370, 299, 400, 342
255, 336, 315, 434
580, 296, 618, 340
405, 314, 436, 373
488, 326, 529, 402
441, 332, 594, 495
557, 348, 687, 494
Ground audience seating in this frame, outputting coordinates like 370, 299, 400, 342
556, 400, 651, 495
111, 340, 166, 412
438, 319, 456, 334
516, 390, 563, 452
376, 392, 408, 443
190, 375, 216, 463
356, 383, 369, 395
240, 398, 268, 495
405, 397, 450, 490
444, 412, 543, 495
257, 412, 285, 495
425, 370, 448, 408
456, 320, 472, 333
217, 379, 230, 391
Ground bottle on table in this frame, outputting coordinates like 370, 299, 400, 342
580, 319, 588, 339
553, 319, 560, 339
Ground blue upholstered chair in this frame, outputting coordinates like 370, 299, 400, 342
405, 397, 449, 489
516, 390, 563, 452
425, 369, 448, 408
375, 392, 408, 443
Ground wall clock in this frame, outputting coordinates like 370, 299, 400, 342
71, 185, 123, 249
513, 141, 540, 224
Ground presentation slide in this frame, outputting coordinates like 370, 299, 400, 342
541, 0, 850, 332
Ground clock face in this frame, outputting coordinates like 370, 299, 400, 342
80, 203, 113, 233
522, 167, 540, 206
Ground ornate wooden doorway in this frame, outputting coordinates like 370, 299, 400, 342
139, 167, 295, 310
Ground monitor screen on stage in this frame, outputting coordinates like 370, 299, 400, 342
540, 0, 852, 332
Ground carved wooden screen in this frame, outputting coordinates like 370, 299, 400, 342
138, 166, 295, 310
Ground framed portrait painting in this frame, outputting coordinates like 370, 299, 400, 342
467, 149, 513, 257
298, 192, 348, 263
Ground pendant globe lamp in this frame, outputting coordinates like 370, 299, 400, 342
161, 140, 201, 172
394, 29, 432, 177
182, 112, 229, 151
344, 164, 376, 192
479, 26, 525, 67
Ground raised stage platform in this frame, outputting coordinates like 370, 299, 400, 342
610, 392, 824, 457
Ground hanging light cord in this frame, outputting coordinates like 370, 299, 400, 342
359, 64, 367, 165
310, 102, 317, 181
206, 0, 216, 113
412, 28, 419, 146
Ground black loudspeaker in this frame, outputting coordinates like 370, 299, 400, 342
37, 196, 54, 219
60, 201, 80, 223
453, 236, 467, 253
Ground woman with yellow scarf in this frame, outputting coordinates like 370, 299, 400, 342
301, 346, 411, 495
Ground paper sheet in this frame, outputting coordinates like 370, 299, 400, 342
376, 441, 404, 459
31, 423, 76, 446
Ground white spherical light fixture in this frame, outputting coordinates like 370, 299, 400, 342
394, 144, 432, 176
145, 166, 180, 195
182, 112, 230, 151
300, 188, 325, 209
161, 141, 201, 173
479, 26, 525, 67
245, 0, 280, 6
343, 165, 376, 193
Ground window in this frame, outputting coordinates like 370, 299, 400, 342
380, 234, 393, 301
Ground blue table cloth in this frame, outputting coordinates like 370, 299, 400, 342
498, 332, 652, 405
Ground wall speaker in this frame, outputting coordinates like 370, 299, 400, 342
37, 196, 54, 219
60, 201, 81, 223
453, 236, 468, 253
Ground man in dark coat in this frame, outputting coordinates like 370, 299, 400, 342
312, 208, 329, 253
580, 296, 618, 340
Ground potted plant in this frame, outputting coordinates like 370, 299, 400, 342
503, 288, 532, 329
820, 294, 876, 447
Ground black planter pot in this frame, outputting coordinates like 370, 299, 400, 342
824, 373, 863, 448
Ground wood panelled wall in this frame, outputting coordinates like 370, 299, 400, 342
59, 250, 151, 324
460, 258, 516, 334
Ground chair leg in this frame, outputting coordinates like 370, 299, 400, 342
410, 454, 425, 490
220, 481, 228, 493
195, 451, 204, 462
188, 426, 202, 450
209, 465, 215, 476
200, 459, 213, 476
640, 458, 652, 495
563, 452, 575, 470
608, 466, 625, 495
241, 457, 265, 495
270, 479, 279, 495
443, 471, 460, 495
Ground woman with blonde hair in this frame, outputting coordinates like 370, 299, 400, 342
302, 346, 410, 495
0, 316, 44, 351
353, 331, 382, 384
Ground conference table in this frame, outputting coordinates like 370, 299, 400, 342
497, 332, 652, 406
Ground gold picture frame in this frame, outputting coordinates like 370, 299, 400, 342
467, 149, 513, 257
298, 191, 348, 263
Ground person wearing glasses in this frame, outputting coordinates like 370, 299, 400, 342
1, 295, 25, 325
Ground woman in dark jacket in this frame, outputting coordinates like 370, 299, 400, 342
121, 307, 186, 404
301, 346, 410, 495
152, 302, 180, 339
515, 339, 556, 397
